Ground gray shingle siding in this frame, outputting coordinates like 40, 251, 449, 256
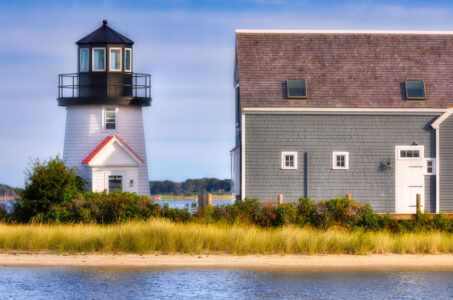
439, 115, 453, 212
244, 114, 438, 213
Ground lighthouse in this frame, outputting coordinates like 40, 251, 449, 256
58, 20, 151, 195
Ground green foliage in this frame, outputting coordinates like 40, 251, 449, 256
34, 191, 160, 223
13, 156, 84, 222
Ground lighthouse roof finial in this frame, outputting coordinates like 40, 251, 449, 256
76, 20, 134, 45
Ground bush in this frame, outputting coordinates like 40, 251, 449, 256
13, 156, 84, 222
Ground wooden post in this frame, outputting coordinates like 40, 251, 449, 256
198, 193, 212, 209
416, 194, 421, 215
277, 194, 284, 205
346, 194, 352, 201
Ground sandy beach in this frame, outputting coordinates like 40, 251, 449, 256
1, 254, 453, 270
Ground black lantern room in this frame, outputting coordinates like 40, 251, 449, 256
58, 20, 151, 106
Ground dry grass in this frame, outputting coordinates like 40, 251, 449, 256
0, 220, 452, 255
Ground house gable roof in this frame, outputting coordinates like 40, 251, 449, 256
82, 135, 144, 166
235, 31, 453, 109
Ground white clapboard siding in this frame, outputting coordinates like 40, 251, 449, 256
63, 105, 149, 195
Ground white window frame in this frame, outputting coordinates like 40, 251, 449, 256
425, 158, 436, 175
79, 48, 89, 72
92, 47, 106, 71
396, 145, 424, 160
124, 48, 132, 72
102, 106, 118, 131
109, 47, 122, 72
281, 151, 298, 170
332, 152, 349, 170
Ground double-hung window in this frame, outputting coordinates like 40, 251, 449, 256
333, 152, 349, 170
79, 48, 89, 72
104, 107, 116, 130
110, 48, 122, 71
93, 48, 106, 71
281, 152, 298, 169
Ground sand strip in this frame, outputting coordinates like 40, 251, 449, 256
1, 254, 453, 270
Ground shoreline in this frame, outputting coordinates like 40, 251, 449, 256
1, 254, 453, 270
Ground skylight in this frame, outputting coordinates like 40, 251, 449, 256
405, 80, 426, 100
287, 80, 307, 98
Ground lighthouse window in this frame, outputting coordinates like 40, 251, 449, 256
80, 48, 89, 72
125, 48, 132, 72
104, 108, 116, 129
110, 48, 122, 71
93, 48, 106, 71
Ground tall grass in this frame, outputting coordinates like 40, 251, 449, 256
0, 219, 453, 255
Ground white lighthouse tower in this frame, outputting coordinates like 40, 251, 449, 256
58, 20, 151, 195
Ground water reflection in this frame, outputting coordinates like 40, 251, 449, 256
0, 267, 452, 299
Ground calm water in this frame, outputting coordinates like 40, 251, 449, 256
0, 267, 452, 299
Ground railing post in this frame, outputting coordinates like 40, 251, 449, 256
72, 75, 74, 98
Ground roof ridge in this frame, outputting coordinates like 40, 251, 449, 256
235, 29, 453, 35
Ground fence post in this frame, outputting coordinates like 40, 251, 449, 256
198, 193, 212, 209
416, 194, 421, 215
277, 194, 284, 205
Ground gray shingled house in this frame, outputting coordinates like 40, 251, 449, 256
230, 30, 453, 213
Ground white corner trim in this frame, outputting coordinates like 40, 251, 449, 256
432, 108, 453, 129
332, 152, 349, 170
281, 151, 298, 170
235, 29, 453, 35
241, 112, 245, 201
436, 128, 440, 213
243, 107, 447, 115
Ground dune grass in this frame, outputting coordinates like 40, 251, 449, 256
0, 219, 453, 255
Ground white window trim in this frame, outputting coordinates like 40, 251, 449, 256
425, 158, 436, 175
109, 47, 122, 72
396, 145, 424, 160
92, 47, 106, 71
124, 48, 132, 72
79, 48, 89, 72
281, 151, 298, 170
332, 152, 349, 170
102, 106, 118, 131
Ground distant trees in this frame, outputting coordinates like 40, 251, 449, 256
149, 178, 231, 195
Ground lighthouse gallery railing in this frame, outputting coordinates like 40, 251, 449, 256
58, 73, 151, 99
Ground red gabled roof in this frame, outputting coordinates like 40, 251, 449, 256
81, 135, 144, 164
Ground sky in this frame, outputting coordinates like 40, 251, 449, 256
1, 0, 453, 187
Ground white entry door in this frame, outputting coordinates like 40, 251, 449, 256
395, 146, 425, 213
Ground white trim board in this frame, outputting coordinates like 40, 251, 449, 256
243, 107, 447, 114
241, 112, 245, 201
236, 29, 453, 35
431, 108, 453, 129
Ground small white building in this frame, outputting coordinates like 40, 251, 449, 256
58, 20, 151, 195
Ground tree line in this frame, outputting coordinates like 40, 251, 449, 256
149, 178, 231, 195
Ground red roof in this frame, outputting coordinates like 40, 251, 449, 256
82, 135, 144, 164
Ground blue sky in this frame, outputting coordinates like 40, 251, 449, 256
1, 0, 453, 187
